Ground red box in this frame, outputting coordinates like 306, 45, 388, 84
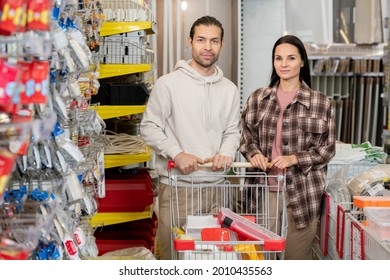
94, 227, 155, 253
96, 240, 148, 256
97, 178, 153, 212
105, 168, 153, 184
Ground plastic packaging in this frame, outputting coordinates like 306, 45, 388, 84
218, 207, 285, 251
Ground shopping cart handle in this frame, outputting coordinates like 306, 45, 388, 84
199, 162, 254, 168
167, 161, 253, 170
168, 160, 176, 170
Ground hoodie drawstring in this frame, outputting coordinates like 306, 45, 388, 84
205, 81, 213, 130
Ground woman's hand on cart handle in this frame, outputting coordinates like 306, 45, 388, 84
249, 154, 270, 171
269, 155, 298, 170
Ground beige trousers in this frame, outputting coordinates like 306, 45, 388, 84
266, 192, 318, 260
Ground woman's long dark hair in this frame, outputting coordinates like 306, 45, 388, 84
269, 35, 311, 88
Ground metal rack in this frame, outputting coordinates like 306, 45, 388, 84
101, 0, 155, 23
306, 43, 386, 146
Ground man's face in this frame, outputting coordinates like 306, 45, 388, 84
189, 24, 223, 71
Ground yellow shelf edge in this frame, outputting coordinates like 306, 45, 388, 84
90, 205, 153, 227
104, 146, 152, 169
95, 105, 146, 120
98, 64, 151, 79
100, 21, 156, 37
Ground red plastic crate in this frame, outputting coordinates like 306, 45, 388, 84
97, 178, 153, 212
94, 222, 156, 251
105, 168, 154, 185
95, 219, 157, 237
96, 240, 148, 256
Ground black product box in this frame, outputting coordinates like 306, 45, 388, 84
91, 82, 149, 105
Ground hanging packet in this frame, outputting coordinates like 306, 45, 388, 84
26, 0, 51, 31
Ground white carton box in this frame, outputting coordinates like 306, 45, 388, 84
185, 215, 219, 239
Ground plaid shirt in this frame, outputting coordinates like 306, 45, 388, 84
240, 82, 336, 229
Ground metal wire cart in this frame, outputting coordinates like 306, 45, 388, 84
314, 161, 390, 260
167, 162, 287, 260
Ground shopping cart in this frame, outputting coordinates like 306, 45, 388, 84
167, 161, 287, 260
345, 208, 390, 260
315, 161, 386, 260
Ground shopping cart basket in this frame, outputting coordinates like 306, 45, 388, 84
315, 161, 385, 260
167, 161, 287, 260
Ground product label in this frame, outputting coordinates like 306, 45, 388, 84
64, 239, 77, 256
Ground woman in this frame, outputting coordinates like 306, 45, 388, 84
240, 35, 336, 259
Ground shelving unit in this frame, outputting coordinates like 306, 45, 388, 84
104, 146, 152, 169
90, 205, 153, 227
98, 1, 156, 79
98, 64, 151, 79
91, 1, 157, 237
96, 13, 156, 170
100, 21, 156, 37
92, 104, 153, 168
94, 105, 146, 120
306, 43, 386, 146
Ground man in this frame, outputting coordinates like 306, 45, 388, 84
141, 15, 241, 259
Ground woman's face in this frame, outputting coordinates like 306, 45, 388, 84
273, 43, 303, 83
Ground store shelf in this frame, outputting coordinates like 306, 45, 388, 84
98, 64, 151, 79
94, 105, 146, 120
104, 146, 152, 169
90, 205, 153, 227
100, 21, 157, 37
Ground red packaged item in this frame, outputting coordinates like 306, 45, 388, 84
0, 60, 18, 113
30, 61, 49, 104
0, 148, 17, 202
0, 0, 26, 35
201, 228, 233, 252
217, 207, 285, 251
18, 61, 32, 105
26, 0, 50, 31
18, 60, 49, 105
32, 61, 49, 104
0, 240, 31, 260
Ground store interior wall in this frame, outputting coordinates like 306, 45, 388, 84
241, 0, 389, 107
155, 0, 238, 85
154, 0, 390, 114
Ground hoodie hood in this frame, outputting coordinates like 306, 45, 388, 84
174, 60, 224, 84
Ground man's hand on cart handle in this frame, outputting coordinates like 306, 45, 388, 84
174, 152, 204, 174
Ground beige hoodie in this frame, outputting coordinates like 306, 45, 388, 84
141, 60, 241, 184
141, 60, 240, 184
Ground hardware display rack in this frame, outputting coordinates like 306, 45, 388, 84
0, 0, 106, 260
89, 0, 158, 258
306, 43, 386, 146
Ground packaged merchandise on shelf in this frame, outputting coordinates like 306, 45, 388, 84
0, 0, 105, 260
